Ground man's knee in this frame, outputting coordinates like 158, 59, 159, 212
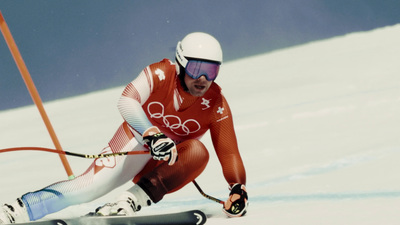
178, 139, 209, 164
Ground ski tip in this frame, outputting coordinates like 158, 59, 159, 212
189, 210, 207, 225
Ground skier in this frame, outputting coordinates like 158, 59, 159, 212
0, 32, 248, 224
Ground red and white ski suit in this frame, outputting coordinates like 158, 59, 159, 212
21, 59, 246, 221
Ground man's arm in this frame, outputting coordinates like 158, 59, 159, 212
210, 97, 246, 185
209, 95, 247, 217
117, 67, 154, 144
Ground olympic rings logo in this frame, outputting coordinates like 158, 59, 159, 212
147, 102, 201, 136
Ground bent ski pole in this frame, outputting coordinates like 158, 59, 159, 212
2, 147, 224, 204
192, 180, 225, 205
0, 146, 149, 159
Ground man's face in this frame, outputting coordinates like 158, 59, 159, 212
184, 74, 213, 97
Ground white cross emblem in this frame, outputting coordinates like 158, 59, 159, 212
217, 107, 224, 114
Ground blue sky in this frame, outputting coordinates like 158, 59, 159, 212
1, 0, 399, 110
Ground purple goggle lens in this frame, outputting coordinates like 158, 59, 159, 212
185, 60, 220, 81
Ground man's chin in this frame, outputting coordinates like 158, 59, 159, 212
189, 89, 205, 97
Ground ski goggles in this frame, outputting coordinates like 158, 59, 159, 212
185, 60, 221, 81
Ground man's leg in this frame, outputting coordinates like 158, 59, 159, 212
135, 139, 209, 203
18, 122, 152, 221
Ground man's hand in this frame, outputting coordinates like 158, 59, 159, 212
143, 126, 178, 166
223, 183, 248, 217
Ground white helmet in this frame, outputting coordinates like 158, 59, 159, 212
175, 32, 223, 68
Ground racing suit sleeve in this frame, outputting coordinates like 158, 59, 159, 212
209, 95, 246, 186
117, 66, 154, 144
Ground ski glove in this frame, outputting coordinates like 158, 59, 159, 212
223, 183, 248, 217
143, 126, 178, 166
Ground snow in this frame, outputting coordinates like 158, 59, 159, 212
1, 24, 400, 224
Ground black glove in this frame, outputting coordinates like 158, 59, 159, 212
143, 126, 178, 166
223, 183, 248, 217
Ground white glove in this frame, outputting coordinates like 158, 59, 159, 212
223, 184, 248, 217
143, 126, 178, 166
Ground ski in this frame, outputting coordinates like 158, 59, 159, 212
16, 210, 207, 225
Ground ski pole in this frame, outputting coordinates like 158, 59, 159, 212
192, 180, 225, 205
1, 147, 225, 204
0, 146, 149, 159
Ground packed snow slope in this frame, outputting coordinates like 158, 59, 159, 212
1, 24, 400, 224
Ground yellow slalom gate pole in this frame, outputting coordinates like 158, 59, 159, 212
0, 10, 75, 179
